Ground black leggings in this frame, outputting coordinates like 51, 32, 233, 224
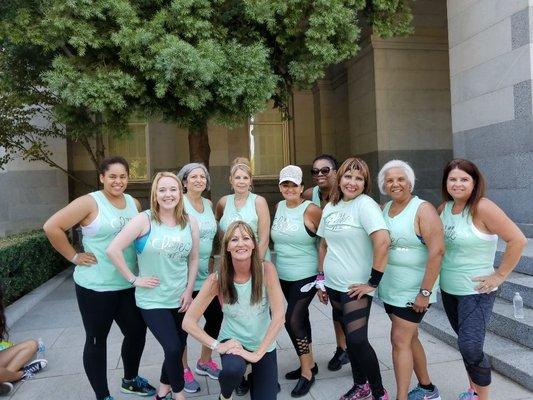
279, 276, 317, 356
219, 349, 278, 400
326, 288, 384, 397
75, 284, 147, 400
141, 308, 188, 393
441, 290, 496, 386
193, 290, 223, 340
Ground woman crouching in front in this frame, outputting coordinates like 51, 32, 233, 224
183, 221, 285, 400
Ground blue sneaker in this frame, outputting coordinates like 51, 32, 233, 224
408, 384, 441, 400
121, 376, 156, 396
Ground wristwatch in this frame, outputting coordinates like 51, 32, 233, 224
419, 289, 432, 297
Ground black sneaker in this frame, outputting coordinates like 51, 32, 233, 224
285, 363, 319, 380
0, 382, 13, 396
235, 375, 249, 396
120, 376, 156, 396
291, 375, 315, 398
21, 359, 47, 380
327, 347, 349, 371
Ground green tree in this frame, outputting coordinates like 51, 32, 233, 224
0, 0, 412, 171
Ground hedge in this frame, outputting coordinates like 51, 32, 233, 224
0, 230, 67, 306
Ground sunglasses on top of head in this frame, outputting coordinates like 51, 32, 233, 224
311, 167, 332, 176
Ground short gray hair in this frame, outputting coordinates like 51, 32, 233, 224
378, 160, 415, 195
176, 163, 211, 192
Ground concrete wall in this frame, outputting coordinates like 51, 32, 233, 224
0, 115, 69, 237
447, 0, 533, 236
312, 0, 453, 204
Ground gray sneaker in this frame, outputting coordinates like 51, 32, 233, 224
183, 368, 201, 393
195, 359, 221, 380
407, 384, 441, 400
0, 382, 13, 396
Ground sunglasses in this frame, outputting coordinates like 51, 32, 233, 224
311, 167, 332, 176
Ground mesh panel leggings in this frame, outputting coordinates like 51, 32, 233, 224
441, 290, 496, 386
75, 284, 147, 400
141, 308, 188, 393
279, 276, 317, 356
326, 288, 384, 397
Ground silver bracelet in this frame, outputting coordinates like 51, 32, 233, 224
209, 339, 219, 351
71, 253, 79, 264
128, 276, 137, 286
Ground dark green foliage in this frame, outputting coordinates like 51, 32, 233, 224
0, 230, 67, 306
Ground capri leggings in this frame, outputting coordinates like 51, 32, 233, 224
192, 290, 223, 339
219, 349, 278, 400
140, 308, 188, 393
279, 276, 317, 356
75, 284, 146, 400
326, 288, 384, 397
441, 290, 496, 387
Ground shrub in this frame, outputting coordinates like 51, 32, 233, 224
0, 230, 67, 306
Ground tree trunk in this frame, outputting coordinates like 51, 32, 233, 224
188, 123, 211, 170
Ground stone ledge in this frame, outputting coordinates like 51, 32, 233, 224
5, 268, 73, 327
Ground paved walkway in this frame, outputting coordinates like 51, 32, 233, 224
4, 274, 533, 400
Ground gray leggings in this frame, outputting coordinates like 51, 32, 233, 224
441, 290, 496, 386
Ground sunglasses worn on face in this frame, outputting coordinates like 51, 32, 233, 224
311, 167, 331, 176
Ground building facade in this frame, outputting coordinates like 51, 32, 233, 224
1, 0, 532, 238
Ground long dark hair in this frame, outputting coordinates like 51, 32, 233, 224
442, 158, 486, 218
219, 221, 263, 305
0, 285, 7, 340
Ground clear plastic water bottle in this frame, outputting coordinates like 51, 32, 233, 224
513, 292, 524, 319
37, 338, 46, 359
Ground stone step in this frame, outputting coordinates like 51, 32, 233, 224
433, 292, 533, 349
496, 238, 533, 276
498, 271, 533, 308
418, 305, 533, 391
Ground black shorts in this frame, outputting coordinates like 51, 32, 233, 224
383, 302, 430, 324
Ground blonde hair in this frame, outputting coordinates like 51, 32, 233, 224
150, 171, 188, 228
230, 157, 252, 178
219, 221, 263, 305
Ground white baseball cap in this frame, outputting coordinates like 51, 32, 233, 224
279, 165, 303, 185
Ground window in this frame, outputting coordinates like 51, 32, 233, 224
108, 122, 150, 181
248, 103, 289, 177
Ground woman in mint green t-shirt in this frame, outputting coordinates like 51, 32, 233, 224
377, 160, 443, 400
44, 156, 155, 400
271, 165, 322, 397
216, 157, 271, 261
183, 221, 285, 400
438, 159, 526, 400
317, 157, 391, 400
177, 163, 221, 390
107, 171, 200, 400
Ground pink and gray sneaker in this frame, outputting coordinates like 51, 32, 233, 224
195, 359, 221, 380
339, 382, 371, 400
457, 388, 479, 400
183, 368, 200, 393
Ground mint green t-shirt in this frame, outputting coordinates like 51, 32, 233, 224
317, 194, 388, 293
311, 186, 321, 207
74, 191, 138, 291
440, 202, 498, 295
184, 196, 216, 291
271, 200, 318, 281
218, 278, 276, 352
378, 197, 438, 306
135, 211, 192, 309
219, 193, 271, 261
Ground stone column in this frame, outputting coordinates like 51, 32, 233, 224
448, 0, 533, 236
